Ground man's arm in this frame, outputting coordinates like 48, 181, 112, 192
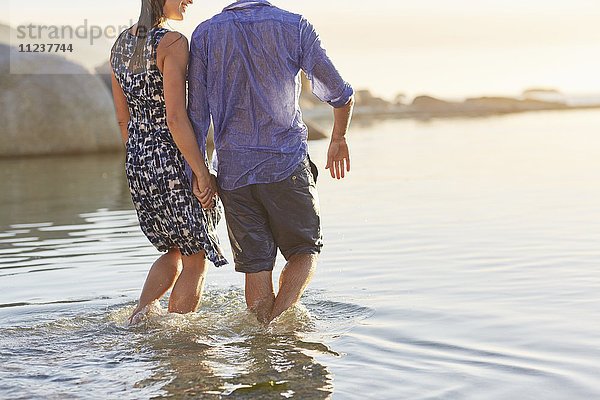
299, 18, 355, 179
326, 96, 355, 179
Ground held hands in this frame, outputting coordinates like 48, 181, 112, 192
192, 170, 218, 209
325, 136, 351, 179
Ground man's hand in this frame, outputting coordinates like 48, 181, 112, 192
325, 136, 351, 179
192, 171, 218, 209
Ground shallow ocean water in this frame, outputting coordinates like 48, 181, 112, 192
1, 109, 600, 399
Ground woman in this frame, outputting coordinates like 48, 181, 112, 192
110, 0, 227, 324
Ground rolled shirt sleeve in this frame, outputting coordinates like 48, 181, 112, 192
299, 18, 354, 108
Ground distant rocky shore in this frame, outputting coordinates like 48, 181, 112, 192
302, 88, 600, 121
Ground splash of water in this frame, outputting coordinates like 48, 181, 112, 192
0, 287, 372, 399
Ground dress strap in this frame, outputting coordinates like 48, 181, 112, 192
110, 28, 129, 63
148, 27, 172, 68
151, 28, 171, 51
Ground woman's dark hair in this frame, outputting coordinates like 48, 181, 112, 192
136, 0, 167, 36
130, 0, 166, 71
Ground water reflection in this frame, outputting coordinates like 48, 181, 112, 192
113, 290, 360, 399
0, 162, 371, 399
146, 320, 335, 399
0, 153, 131, 227
0, 196, 370, 398
0, 289, 372, 399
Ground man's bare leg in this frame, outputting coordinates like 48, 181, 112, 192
129, 248, 182, 323
168, 251, 208, 314
269, 254, 317, 323
245, 270, 275, 324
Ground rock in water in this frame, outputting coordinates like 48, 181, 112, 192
94, 61, 113, 92
305, 120, 328, 140
0, 43, 121, 157
0, 24, 13, 45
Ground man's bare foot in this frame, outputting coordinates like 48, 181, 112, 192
249, 297, 275, 325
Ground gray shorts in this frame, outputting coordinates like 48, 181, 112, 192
219, 157, 323, 274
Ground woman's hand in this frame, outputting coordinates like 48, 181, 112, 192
192, 171, 217, 209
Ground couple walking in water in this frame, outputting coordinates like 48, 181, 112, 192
110, 0, 354, 325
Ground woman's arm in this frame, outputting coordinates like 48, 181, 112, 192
111, 70, 130, 146
159, 32, 215, 208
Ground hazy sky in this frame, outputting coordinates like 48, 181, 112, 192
4, 0, 600, 98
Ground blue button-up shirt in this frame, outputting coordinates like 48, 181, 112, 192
187, 0, 354, 190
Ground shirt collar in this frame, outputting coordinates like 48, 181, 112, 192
223, 0, 273, 12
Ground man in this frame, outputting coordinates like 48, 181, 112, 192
188, 0, 354, 324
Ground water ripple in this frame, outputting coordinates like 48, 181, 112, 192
0, 289, 372, 399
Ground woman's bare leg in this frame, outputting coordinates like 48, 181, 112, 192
130, 248, 182, 323
168, 251, 208, 314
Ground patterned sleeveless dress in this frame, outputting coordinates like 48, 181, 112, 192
110, 27, 227, 266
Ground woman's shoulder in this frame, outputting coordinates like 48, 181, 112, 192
157, 30, 189, 53
159, 30, 188, 46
